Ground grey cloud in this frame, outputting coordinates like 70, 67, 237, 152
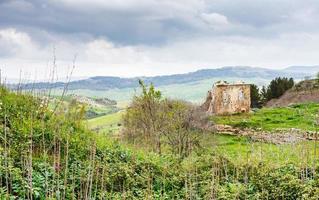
1, 0, 319, 46
2, 0, 319, 80
208, 0, 319, 29
0, 0, 203, 45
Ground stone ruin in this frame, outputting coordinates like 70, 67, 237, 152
202, 81, 251, 115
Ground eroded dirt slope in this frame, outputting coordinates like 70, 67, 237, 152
266, 79, 319, 107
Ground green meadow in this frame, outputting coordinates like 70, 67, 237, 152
87, 111, 124, 134
213, 103, 319, 131
87, 102, 319, 167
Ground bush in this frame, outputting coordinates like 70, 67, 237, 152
122, 81, 206, 158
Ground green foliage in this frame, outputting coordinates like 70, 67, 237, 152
123, 81, 202, 157
250, 84, 262, 108
122, 80, 163, 152
1, 86, 319, 199
262, 77, 294, 102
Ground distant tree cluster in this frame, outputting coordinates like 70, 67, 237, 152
250, 77, 294, 108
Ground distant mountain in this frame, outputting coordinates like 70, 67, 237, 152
4, 76, 88, 84
284, 66, 319, 76
13, 66, 317, 91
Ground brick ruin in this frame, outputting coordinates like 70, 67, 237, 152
202, 81, 251, 115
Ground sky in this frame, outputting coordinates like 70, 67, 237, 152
1, 0, 319, 80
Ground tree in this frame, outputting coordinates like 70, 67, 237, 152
250, 84, 262, 108
260, 86, 268, 104
122, 80, 163, 153
159, 99, 201, 158
122, 81, 202, 157
262, 77, 294, 102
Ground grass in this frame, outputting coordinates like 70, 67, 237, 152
212, 103, 319, 131
87, 110, 319, 167
83, 97, 319, 168
86, 103, 319, 166
201, 133, 319, 167
87, 111, 124, 134
86, 104, 119, 119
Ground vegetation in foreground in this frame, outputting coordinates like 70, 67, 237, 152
1, 83, 319, 199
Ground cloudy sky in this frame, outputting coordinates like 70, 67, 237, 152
1, 0, 319, 79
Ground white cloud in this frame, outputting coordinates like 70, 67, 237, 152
84, 39, 146, 64
200, 12, 230, 27
0, 29, 35, 56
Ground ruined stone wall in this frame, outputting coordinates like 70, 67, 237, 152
206, 84, 251, 115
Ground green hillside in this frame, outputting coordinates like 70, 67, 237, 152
17, 66, 315, 91
52, 77, 272, 104
2, 87, 319, 199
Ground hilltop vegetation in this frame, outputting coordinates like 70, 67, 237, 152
249, 77, 295, 108
267, 79, 319, 107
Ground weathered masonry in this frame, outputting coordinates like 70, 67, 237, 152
202, 81, 251, 115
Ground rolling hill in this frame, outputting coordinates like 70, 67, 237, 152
12, 66, 319, 103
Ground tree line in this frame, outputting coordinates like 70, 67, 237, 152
251, 77, 294, 108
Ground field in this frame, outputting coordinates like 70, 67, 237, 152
87, 102, 319, 167
202, 134, 319, 167
213, 103, 319, 131
87, 111, 123, 134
